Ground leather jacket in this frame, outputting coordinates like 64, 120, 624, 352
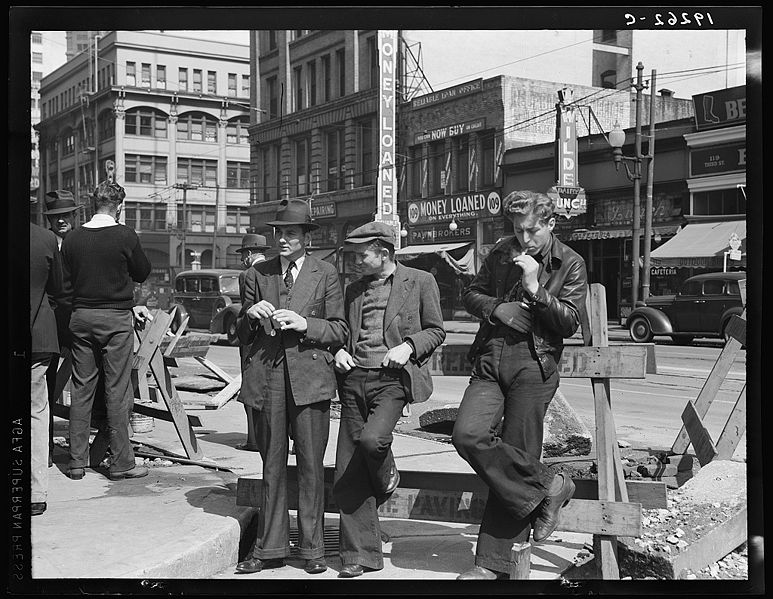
464, 234, 588, 378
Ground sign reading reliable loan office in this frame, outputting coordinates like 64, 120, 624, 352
407, 190, 502, 225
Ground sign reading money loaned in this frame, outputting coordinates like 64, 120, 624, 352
407, 190, 502, 225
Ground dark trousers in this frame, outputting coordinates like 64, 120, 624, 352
452, 330, 558, 574
68, 308, 136, 474
251, 362, 330, 561
333, 367, 407, 570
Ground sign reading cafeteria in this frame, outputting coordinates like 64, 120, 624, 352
407, 190, 501, 225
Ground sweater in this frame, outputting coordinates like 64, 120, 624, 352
61, 224, 151, 310
353, 275, 392, 368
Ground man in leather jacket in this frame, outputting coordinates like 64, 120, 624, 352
452, 190, 588, 580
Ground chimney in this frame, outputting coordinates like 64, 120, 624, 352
658, 88, 674, 97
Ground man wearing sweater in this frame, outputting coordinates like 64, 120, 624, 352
332, 221, 445, 578
61, 180, 152, 481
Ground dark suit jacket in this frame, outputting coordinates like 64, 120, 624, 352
30, 223, 63, 356
236, 254, 347, 410
339, 262, 445, 404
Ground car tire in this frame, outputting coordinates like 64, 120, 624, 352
629, 316, 654, 343
225, 314, 239, 346
671, 334, 694, 345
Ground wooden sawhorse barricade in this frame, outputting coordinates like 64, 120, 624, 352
236, 284, 663, 579
51, 307, 239, 465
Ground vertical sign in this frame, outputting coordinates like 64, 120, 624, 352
557, 105, 578, 187
377, 30, 400, 247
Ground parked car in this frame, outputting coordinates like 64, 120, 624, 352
627, 272, 745, 345
171, 269, 242, 345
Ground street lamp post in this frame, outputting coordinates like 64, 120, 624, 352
607, 62, 654, 308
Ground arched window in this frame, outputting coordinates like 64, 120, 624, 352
226, 116, 250, 144
125, 107, 168, 138
176, 112, 218, 142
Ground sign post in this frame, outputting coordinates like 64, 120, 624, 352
376, 30, 400, 248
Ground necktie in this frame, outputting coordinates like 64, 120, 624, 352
284, 261, 295, 290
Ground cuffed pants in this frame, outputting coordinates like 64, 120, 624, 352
251, 362, 330, 561
68, 308, 136, 474
452, 330, 559, 574
334, 367, 407, 570
32, 354, 53, 503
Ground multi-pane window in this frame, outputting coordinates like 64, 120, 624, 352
308, 61, 317, 107
179, 67, 188, 92
692, 189, 746, 215
367, 37, 378, 89
179, 205, 216, 233
294, 137, 311, 196
226, 207, 251, 233
268, 30, 277, 51
61, 170, 75, 192
177, 158, 217, 187
226, 117, 249, 144
125, 154, 168, 185
98, 110, 115, 140
157, 65, 166, 89
429, 141, 444, 196
32, 52, 43, 64
176, 113, 217, 142
321, 55, 331, 103
259, 143, 280, 203
32, 71, 42, 89
125, 108, 168, 138
293, 66, 303, 111
192, 69, 202, 93
31, 32, 43, 44
336, 48, 346, 97
456, 136, 469, 192
228, 73, 237, 96
267, 76, 278, 119
481, 134, 495, 186
207, 70, 217, 94
141, 63, 151, 87
128, 202, 168, 231
62, 131, 75, 156
325, 129, 345, 192
358, 119, 375, 186
126, 61, 136, 86
226, 162, 250, 189
410, 146, 423, 197
241, 74, 250, 96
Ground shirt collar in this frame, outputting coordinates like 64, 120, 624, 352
83, 214, 119, 228
280, 254, 305, 273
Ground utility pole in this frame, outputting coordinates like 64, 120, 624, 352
642, 69, 657, 301
631, 62, 645, 308
174, 183, 197, 268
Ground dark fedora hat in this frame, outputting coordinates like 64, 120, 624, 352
44, 190, 81, 215
266, 199, 319, 230
234, 233, 271, 253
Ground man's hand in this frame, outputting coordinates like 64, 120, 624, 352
271, 308, 307, 333
246, 300, 276, 321
493, 301, 532, 334
381, 342, 414, 369
512, 252, 540, 296
334, 348, 356, 373
132, 305, 154, 331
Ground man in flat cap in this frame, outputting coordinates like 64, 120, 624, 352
331, 221, 445, 578
234, 233, 270, 452
234, 199, 346, 576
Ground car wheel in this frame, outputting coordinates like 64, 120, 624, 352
629, 316, 654, 343
671, 334, 694, 345
225, 314, 239, 346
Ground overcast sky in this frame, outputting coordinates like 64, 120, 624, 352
45, 29, 749, 99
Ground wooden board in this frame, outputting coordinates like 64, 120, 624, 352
159, 333, 214, 358
671, 507, 747, 578
680, 400, 718, 467
131, 401, 203, 428
714, 385, 747, 461
724, 314, 746, 347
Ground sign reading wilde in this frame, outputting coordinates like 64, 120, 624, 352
411, 79, 483, 109
414, 118, 486, 144
376, 29, 400, 247
692, 86, 746, 131
690, 143, 746, 177
407, 190, 501, 225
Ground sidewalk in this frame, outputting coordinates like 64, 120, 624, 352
32, 395, 591, 581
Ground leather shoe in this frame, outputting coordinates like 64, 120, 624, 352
456, 565, 507, 580
68, 468, 85, 480
235, 557, 284, 574
304, 558, 327, 574
31, 502, 47, 516
108, 465, 148, 480
532, 473, 576, 542
338, 564, 365, 578
384, 463, 400, 495
235, 443, 260, 452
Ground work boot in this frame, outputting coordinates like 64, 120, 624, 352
532, 473, 575, 542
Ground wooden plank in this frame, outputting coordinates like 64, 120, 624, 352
132, 311, 174, 375
208, 377, 241, 409
161, 307, 187, 357
671, 507, 747, 577
160, 334, 214, 358
724, 315, 746, 347
509, 543, 531, 580
681, 401, 718, 467
714, 385, 747, 461
193, 356, 235, 384
131, 401, 203, 428
671, 308, 746, 454
738, 279, 746, 307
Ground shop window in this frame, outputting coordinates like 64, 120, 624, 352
692, 188, 746, 215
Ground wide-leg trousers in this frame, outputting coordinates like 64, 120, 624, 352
452, 330, 559, 574
31, 354, 52, 503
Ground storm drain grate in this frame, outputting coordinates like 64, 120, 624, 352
289, 525, 340, 556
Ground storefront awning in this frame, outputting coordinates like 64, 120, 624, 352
568, 224, 680, 241
396, 242, 475, 275
650, 219, 746, 268
395, 241, 471, 257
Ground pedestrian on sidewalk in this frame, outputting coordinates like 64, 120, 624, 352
452, 190, 588, 580
61, 167, 153, 481
332, 221, 445, 578
233, 233, 270, 453
30, 220, 64, 516
234, 199, 346, 576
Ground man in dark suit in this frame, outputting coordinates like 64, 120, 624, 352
332, 221, 446, 578
234, 233, 270, 452
30, 221, 64, 516
234, 199, 346, 576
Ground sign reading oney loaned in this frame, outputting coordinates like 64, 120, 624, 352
548, 102, 587, 218
376, 30, 400, 247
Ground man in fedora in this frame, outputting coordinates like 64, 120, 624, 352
234, 199, 347, 576
44, 189, 81, 249
331, 221, 445, 577
234, 233, 270, 452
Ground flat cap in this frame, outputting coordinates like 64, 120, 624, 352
344, 221, 396, 246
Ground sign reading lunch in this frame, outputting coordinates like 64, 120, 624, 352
376, 30, 399, 245
407, 190, 502, 225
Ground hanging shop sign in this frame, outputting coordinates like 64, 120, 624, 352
310, 201, 337, 219
689, 142, 746, 177
407, 223, 475, 244
547, 185, 587, 218
651, 266, 677, 276
692, 85, 745, 131
414, 118, 486, 144
411, 78, 482, 109
407, 189, 501, 225
376, 29, 400, 247
549, 103, 587, 218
